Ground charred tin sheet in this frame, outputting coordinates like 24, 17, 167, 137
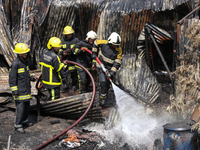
0, 0, 197, 70
116, 54, 161, 105
0, 2, 15, 68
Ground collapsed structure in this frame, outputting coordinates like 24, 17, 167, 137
0, 0, 200, 149
0, 0, 199, 132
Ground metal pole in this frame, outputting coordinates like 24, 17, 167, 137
146, 26, 173, 81
7, 135, 11, 150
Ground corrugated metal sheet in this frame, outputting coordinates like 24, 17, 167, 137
38, 0, 192, 56
0, 0, 197, 70
116, 54, 161, 105
0, 1, 15, 69
100, 0, 193, 13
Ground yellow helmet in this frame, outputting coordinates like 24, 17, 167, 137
13, 43, 30, 54
63, 26, 74, 35
47, 37, 62, 49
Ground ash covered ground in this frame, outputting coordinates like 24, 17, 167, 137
0, 83, 172, 150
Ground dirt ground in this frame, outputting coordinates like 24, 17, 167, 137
0, 81, 172, 150
0, 106, 144, 150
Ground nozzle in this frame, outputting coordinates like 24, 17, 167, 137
100, 63, 107, 73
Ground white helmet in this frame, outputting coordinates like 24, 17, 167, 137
108, 32, 121, 45
86, 30, 97, 40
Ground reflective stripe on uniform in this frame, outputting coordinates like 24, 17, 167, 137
39, 62, 54, 69
18, 68, 25, 73
11, 86, 18, 91
62, 44, 66, 48
75, 48, 79, 54
99, 51, 114, 64
57, 56, 65, 72
49, 67, 53, 82
70, 44, 75, 49
96, 40, 108, 45
13, 94, 32, 100
77, 73, 81, 94
92, 47, 98, 52
68, 66, 75, 71
41, 64, 43, 72
51, 89, 55, 101
111, 67, 117, 72
39, 62, 62, 86
42, 80, 61, 86
27, 66, 29, 71
115, 58, 122, 64
75, 65, 91, 71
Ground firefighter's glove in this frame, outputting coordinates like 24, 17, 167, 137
32, 77, 38, 82
66, 49, 72, 54
110, 71, 115, 78
77, 49, 84, 54
59, 49, 64, 55
105, 71, 111, 79
62, 50, 68, 56
63, 60, 68, 65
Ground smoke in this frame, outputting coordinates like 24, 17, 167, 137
86, 83, 177, 149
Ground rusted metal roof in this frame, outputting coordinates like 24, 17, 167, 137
106, 0, 194, 12
0, 1, 15, 68
0, 0, 197, 70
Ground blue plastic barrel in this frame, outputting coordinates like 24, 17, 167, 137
163, 119, 198, 150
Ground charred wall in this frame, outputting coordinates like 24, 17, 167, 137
0, 0, 198, 71
2, 0, 23, 38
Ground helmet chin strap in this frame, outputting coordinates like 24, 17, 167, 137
18, 53, 27, 60
52, 48, 59, 54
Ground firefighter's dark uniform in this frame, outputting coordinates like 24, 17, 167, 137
72, 40, 97, 93
39, 49, 67, 100
94, 41, 122, 101
60, 35, 79, 88
9, 56, 36, 128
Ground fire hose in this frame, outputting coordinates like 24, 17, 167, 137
80, 47, 112, 81
33, 60, 96, 150
61, 47, 112, 81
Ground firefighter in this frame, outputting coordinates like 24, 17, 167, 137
59, 26, 79, 91
72, 30, 97, 94
9, 43, 37, 133
95, 32, 122, 107
39, 37, 68, 101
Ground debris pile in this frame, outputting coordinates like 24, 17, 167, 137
56, 129, 104, 149
167, 19, 200, 119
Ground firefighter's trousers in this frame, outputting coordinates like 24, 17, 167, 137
14, 101, 30, 128
98, 68, 110, 100
48, 87, 60, 101
77, 68, 91, 94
